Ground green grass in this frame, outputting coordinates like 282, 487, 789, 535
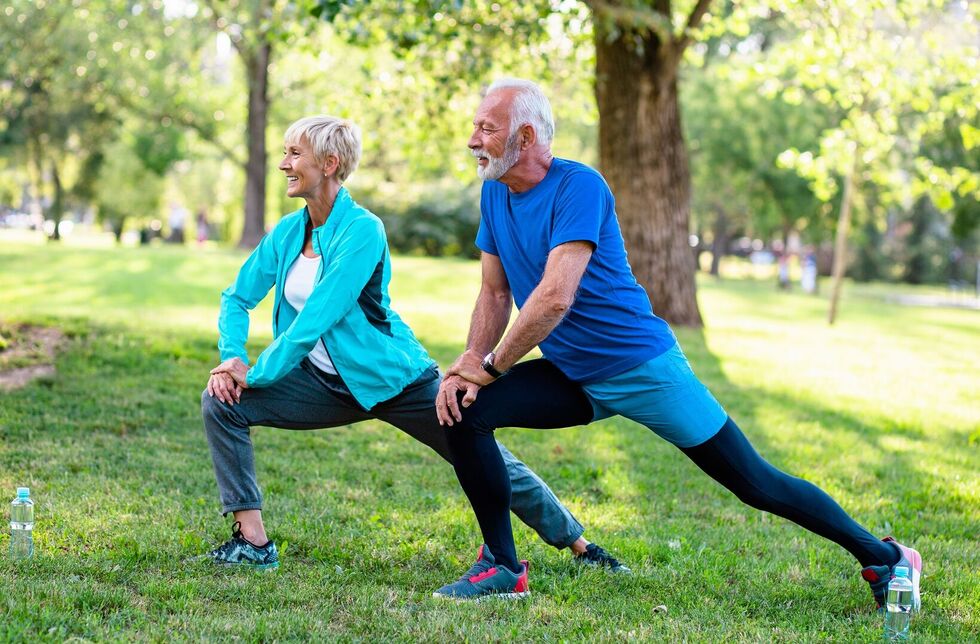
0, 237, 977, 641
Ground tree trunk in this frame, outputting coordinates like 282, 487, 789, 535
827, 156, 858, 325
239, 40, 271, 249
112, 217, 126, 243
594, 25, 703, 326
48, 160, 63, 242
902, 196, 932, 285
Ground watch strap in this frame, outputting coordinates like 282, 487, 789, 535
481, 352, 504, 379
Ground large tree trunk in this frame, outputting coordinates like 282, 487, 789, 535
239, 40, 271, 249
594, 23, 703, 327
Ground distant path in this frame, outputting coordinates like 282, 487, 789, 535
884, 293, 980, 310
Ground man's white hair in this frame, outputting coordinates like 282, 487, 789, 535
487, 78, 555, 146
284, 115, 362, 183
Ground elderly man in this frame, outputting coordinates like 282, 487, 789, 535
431, 78, 922, 606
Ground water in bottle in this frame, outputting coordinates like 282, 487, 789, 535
9, 487, 34, 560
884, 565, 913, 640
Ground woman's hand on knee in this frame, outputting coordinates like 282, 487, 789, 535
206, 372, 241, 405
210, 357, 250, 390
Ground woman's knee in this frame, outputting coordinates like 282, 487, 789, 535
201, 389, 234, 427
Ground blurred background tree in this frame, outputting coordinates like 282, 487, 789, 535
767, 0, 978, 322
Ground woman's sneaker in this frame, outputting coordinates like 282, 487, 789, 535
199, 521, 279, 571
861, 537, 922, 611
433, 544, 529, 601
574, 543, 632, 574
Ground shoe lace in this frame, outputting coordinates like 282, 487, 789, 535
208, 521, 247, 558
459, 557, 494, 581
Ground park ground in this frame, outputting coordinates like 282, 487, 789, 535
0, 237, 977, 641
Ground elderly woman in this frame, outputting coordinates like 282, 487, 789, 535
200, 115, 626, 572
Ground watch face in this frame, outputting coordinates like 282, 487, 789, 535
481, 353, 503, 378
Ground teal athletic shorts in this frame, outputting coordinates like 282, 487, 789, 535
583, 342, 728, 448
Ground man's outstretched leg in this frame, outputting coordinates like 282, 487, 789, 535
585, 343, 922, 610
435, 360, 599, 600
680, 416, 920, 610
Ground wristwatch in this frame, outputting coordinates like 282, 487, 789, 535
480, 351, 504, 379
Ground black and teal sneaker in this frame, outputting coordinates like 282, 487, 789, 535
575, 543, 632, 574
433, 544, 530, 601
200, 521, 279, 571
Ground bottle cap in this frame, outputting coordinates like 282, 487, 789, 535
16, 487, 30, 498
893, 566, 909, 578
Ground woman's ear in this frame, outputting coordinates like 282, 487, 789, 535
322, 154, 340, 177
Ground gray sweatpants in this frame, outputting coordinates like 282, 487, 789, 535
201, 359, 584, 549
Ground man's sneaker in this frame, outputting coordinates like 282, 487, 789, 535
574, 543, 632, 574
199, 521, 279, 571
432, 544, 529, 601
861, 537, 922, 611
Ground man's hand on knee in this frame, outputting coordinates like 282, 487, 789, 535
436, 375, 482, 426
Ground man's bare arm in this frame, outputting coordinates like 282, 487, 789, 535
452, 241, 593, 386
446, 252, 512, 374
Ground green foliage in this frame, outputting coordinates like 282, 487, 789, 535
684, 55, 833, 244
359, 181, 482, 258
0, 241, 977, 639
93, 137, 166, 240
768, 0, 978, 213
0, 0, 220, 234
311, 0, 595, 183
0, 0, 121, 223
133, 126, 185, 177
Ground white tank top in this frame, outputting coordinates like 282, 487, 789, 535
283, 253, 337, 374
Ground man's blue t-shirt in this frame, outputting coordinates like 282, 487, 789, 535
476, 157, 676, 383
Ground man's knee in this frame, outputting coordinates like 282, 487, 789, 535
454, 393, 497, 437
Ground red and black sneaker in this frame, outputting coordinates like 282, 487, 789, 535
432, 544, 530, 602
861, 536, 922, 611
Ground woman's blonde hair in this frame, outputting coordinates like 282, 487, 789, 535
284, 115, 362, 183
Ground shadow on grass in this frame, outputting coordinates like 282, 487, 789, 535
615, 328, 978, 547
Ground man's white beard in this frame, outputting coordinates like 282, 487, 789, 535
475, 132, 521, 181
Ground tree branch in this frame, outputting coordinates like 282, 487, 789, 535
180, 117, 247, 169
202, 0, 247, 57
584, 0, 674, 45
115, 92, 245, 167
676, 0, 715, 53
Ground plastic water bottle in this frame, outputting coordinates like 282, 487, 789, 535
884, 566, 913, 640
9, 487, 34, 560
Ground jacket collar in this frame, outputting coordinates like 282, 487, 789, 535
304, 186, 353, 256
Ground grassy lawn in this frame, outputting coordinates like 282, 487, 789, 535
0, 237, 977, 641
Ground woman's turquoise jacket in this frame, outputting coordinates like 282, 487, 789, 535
217, 187, 435, 410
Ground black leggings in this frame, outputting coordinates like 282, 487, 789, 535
446, 359, 896, 574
